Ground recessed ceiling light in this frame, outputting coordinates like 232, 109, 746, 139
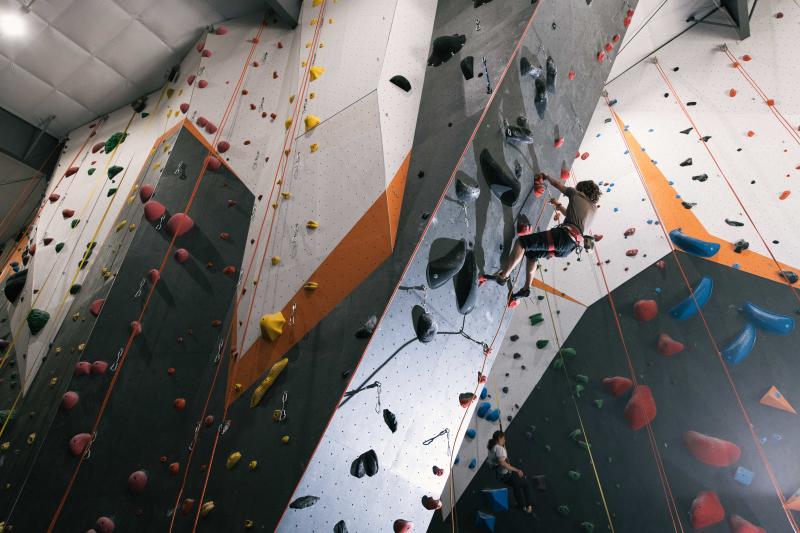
0, 11, 26, 38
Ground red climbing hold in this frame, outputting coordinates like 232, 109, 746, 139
623, 16, 632, 27
554, 137, 565, 148
779, 190, 790, 200
62, 208, 75, 219
196, 42, 204, 52
394, 520, 414, 532
604, 43, 613, 52
690, 491, 725, 529
624, 227, 635, 237
568, 70, 576, 80
459, 392, 476, 407
166, 213, 194, 237
729, 514, 765, 533
206, 155, 222, 171
227, 199, 237, 207
657, 333, 684, 356
215, 26, 228, 35
742, 54, 752, 61
174, 398, 187, 411
143, 201, 166, 223
633, 299, 658, 321
626, 249, 638, 257
624, 385, 657, 430
560, 168, 570, 181
181, 498, 195, 515
179, 103, 189, 114
148, 268, 160, 284
766, 99, 775, 106
29, 244, 36, 256
656, 260, 666, 270
211, 319, 222, 327
128, 470, 148, 493
167, 367, 176, 375
627, 8, 635, 16
683, 430, 741, 467
96, 516, 115, 533
75, 361, 91, 376
139, 184, 155, 203
198, 80, 208, 88
196, 116, 209, 128
204, 415, 215, 426
433, 466, 444, 476
223, 266, 236, 276
187, 74, 196, 85
422, 496, 443, 510
580, 152, 590, 160
92, 142, 104, 153
201, 49, 212, 58
49, 193, 60, 202
91, 361, 108, 375
62, 391, 79, 410
217, 141, 230, 153
219, 232, 230, 240
169, 462, 180, 475
602, 376, 633, 397
65, 166, 79, 177
612, 34, 621, 43
729, 88, 737, 97
747, 130, 755, 137
175, 248, 189, 263
205, 122, 218, 134
131, 320, 142, 337
597, 51, 605, 62
68, 433, 92, 456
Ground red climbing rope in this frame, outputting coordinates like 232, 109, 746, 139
653, 62, 800, 305
606, 96, 800, 532
45, 26, 265, 532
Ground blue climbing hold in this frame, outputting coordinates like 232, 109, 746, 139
742, 301, 795, 335
669, 276, 713, 320
722, 323, 756, 365
477, 402, 491, 419
669, 229, 720, 258
734, 466, 754, 486
466, 428, 477, 439
454, 456, 460, 465
468, 458, 477, 469
485, 409, 500, 422
481, 488, 509, 512
479, 387, 488, 400
475, 511, 496, 532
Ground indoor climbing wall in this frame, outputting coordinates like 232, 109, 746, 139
442, 0, 800, 531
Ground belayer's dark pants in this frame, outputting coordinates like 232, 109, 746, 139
499, 472, 534, 508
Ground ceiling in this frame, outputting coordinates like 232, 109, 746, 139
0, 0, 268, 137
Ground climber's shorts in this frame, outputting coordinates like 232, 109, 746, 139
518, 227, 576, 260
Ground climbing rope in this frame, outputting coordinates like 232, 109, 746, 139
651, 62, 800, 305
606, 96, 800, 532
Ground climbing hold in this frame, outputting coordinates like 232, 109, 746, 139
226, 451, 242, 470
65, 166, 79, 177
477, 402, 491, 418
427, 239, 467, 289
468, 458, 477, 469
742, 301, 794, 334
536, 340, 549, 349
422, 495, 443, 510
455, 177, 480, 203
722, 323, 757, 365
68, 433, 92, 456
485, 409, 500, 422
669, 277, 713, 320
91, 361, 108, 375
250, 358, 288, 407
290, 495, 320, 509
174, 248, 189, 263
143, 201, 166, 223
747, 130, 756, 138
75, 361, 91, 376
128, 470, 148, 493
624, 385, 657, 430
780, 271, 798, 284
303, 281, 318, 291
198, 80, 208, 88
48, 193, 60, 202
205, 155, 221, 171
428, 34, 466, 66
729, 514, 766, 533
104, 132, 127, 153
433, 466, 444, 476
139, 184, 155, 203
465, 428, 477, 439
95, 516, 115, 533
148, 269, 160, 284
179, 103, 190, 114
309, 66, 325, 81
597, 51, 605, 62
557, 505, 570, 516
383, 409, 398, 432
169, 462, 180, 475
759, 386, 796, 414
350, 449, 379, 478
690, 491, 725, 529
62, 208, 75, 219
304, 115, 321, 131
624, 227, 635, 237
626, 249, 638, 257
633, 299, 658, 321
657, 333, 684, 356
26, 308, 50, 334
389, 75, 411, 92
165, 213, 194, 237
460, 56, 474, 80
107, 165, 123, 179
131, 320, 142, 337
415, 310, 438, 343
480, 149, 520, 206
217, 141, 230, 153
669, 229, 720, 258
459, 392, 476, 407
683, 430, 741, 467
259, 312, 286, 342
173, 398, 186, 411
199, 501, 215, 517
4, 269, 27, 303
455, 250, 478, 315
680, 158, 693, 167
393, 519, 414, 532
62, 391, 79, 410
729, 88, 737, 97
333, 520, 348, 533
306, 220, 319, 229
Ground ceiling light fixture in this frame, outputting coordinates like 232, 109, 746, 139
0, 10, 26, 38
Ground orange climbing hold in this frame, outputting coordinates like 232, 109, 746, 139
766, 99, 775, 106
174, 398, 186, 411
624, 385, 657, 430
729, 88, 737, 97
633, 299, 658, 321
602, 376, 633, 397
759, 386, 796, 414
742, 54, 752, 61
683, 430, 741, 466
169, 462, 180, 475
747, 130, 755, 137
690, 491, 725, 529
779, 190, 790, 200
223, 266, 236, 276
166, 213, 194, 237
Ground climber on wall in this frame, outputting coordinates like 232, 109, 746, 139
487, 430, 536, 515
485, 173, 601, 306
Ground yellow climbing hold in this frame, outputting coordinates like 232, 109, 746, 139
200, 501, 215, 517
304, 115, 321, 131
250, 357, 288, 407
329, 18, 334, 23
301, 60, 307, 67
129, 223, 136, 232
272, 202, 279, 209
306, 220, 319, 229
116, 220, 127, 232
226, 451, 242, 470
0, 442, 9, 452
166, 88, 175, 98
271, 256, 281, 265
49, 377, 58, 387
248, 460, 258, 470
234, 383, 242, 392
259, 312, 286, 342
319, 42, 325, 48
289, 95, 295, 104
310, 144, 319, 153
312, 0, 322, 5
281, 192, 291, 200
152, 162, 161, 170
277, 179, 283, 185
284, 149, 291, 156
309, 66, 325, 81
305, 41, 312, 48
310, 18, 318, 26
303, 282, 318, 290
244, 520, 254, 529
26, 433, 36, 445
284, 118, 293, 130
309, 92, 316, 99
281, 435, 290, 444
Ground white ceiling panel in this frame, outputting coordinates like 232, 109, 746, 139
59, 56, 128, 109
51, 0, 132, 54
0, 62, 53, 115
97, 20, 172, 81
13, 26, 91, 86
43, 90, 93, 134
139, 0, 221, 50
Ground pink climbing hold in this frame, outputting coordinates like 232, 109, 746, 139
554, 137, 565, 148
75, 361, 91, 376
657, 333, 684, 356
131, 320, 142, 337
148, 268, 160, 283
624, 227, 635, 237
205, 122, 218, 134
201, 49, 212, 58
206, 155, 222, 171
166, 213, 194, 237
204, 415, 215, 426
49, 193, 60, 202
683, 430, 741, 467
62, 391, 79, 410
602, 376, 633, 397
196, 116, 209, 128
568, 70, 576, 80
215, 26, 228, 35
612, 34, 621, 43
128, 470, 148, 493
187, 74, 196, 85
597, 51, 605, 62
65, 166, 79, 177
90, 361, 109, 375
92, 142, 105, 153
626, 249, 638, 257
560, 168, 570, 181
393, 519, 414, 532
196, 42, 204, 52
633, 299, 658, 321
656, 260, 666, 270
62, 208, 75, 219
624, 16, 632, 27
179, 103, 190, 114
729, 514, 766, 533
143, 201, 166, 223
624, 385, 657, 430
690, 491, 725, 529
198, 80, 208, 88
422, 496, 443, 510
95, 516, 115, 533
139, 184, 155, 203
28, 244, 36, 256
68, 433, 92, 456
175, 248, 190, 263
223, 266, 236, 276
217, 141, 230, 153
580, 152, 590, 160
604, 42, 613, 52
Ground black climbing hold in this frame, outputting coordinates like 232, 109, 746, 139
687, 101, 697, 106
681, 201, 696, 209
679, 158, 693, 167
389, 75, 411, 92
289, 495, 319, 509
520, 56, 537, 77
780, 271, 798, 284
355, 315, 377, 338
460, 56, 474, 80
455, 176, 480, 203
383, 409, 398, 432
428, 34, 466, 67
701, 135, 711, 142
480, 149, 520, 206
415, 309, 438, 343
502, 386, 508, 393
513, 353, 521, 359
680, 128, 693, 134
692, 174, 708, 182
673, 67, 680, 72
474, 0, 493, 6
4, 269, 27, 304
546, 56, 557, 93
504, 121, 534, 145
664, 93, 669, 98
131, 96, 147, 113
725, 219, 744, 227
350, 449, 379, 478
734, 239, 749, 253
454, 250, 478, 315
534, 76, 547, 106
333, 520, 349, 533
427, 239, 467, 289
510, 335, 519, 341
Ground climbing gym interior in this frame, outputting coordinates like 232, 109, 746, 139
0, 0, 797, 531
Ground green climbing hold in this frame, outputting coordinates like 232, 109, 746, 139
574, 383, 584, 397
536, 339, 549, 349
593, 399, 604, 409
69, 284, 81, 295
141, 112, 149, 118
557, 505, 570, 516
578, 441, 592, 451
568, 470, 581, 481
55, 243, 65, 253
559, 347, 576, 358
107, 165, 123, 179
576, 374, 589, 384
104, 132, 128, 153
544, 444, 551, 452
552, 358, 564, 370
27, 309, 50, 334
569, 429, 583, 441
107, 188, 118, 197
71, 219, 80, 228
87, 168, 95, 175
529, 313, 544, 325
580, 522, 595, 532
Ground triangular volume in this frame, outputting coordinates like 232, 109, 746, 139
760, 386, 796, 414
786, 488, 800, 512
